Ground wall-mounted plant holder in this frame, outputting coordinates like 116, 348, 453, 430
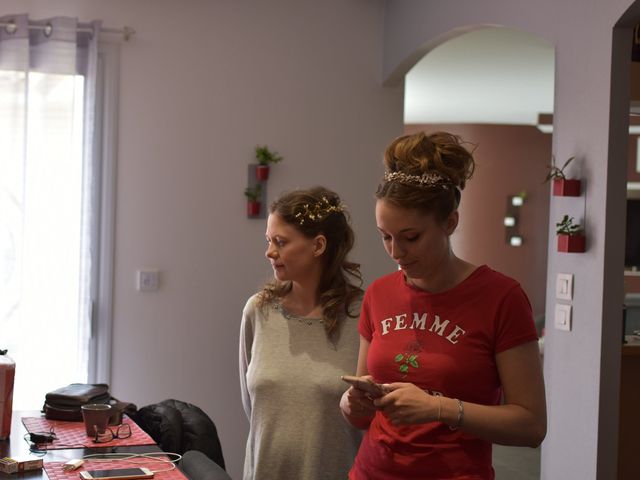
256, 165, 270, 181
557, 233, 586, 253
255, 145, 282, 182
556, 215, 586, 253
247, 200, 261, 216
553, 178, 581, 197
245, 165, 267, 219
545, 156, 583, 196
245, 145, 283, 219
547, 156, 588, 253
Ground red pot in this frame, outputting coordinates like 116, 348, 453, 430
557, 234, 586, 253
553, 178, 581, 196
256, 165, 270, 181
247, 201, 261, 217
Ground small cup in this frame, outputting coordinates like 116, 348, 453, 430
81, 404, 112, 437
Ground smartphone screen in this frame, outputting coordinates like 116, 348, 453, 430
80, 468, 154, 480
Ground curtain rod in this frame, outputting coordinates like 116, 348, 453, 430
0, 20, 135, 41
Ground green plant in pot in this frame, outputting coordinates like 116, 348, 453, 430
556, 214, 586, 253
544, 156, 581, 197
255, 145, 283, 181
244, 183, 262, 217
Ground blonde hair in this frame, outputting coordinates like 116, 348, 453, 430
257, 186, 363, 339
376, 131, 475, 221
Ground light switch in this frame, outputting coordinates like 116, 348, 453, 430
556, 273, 573, 301
137, 270, 159, 292
554, 304, 572, 331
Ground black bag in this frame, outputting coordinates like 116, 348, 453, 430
43, 383, 136, 423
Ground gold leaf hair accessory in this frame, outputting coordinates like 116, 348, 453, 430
383, 171, 451, 189
294, 196, 345, 225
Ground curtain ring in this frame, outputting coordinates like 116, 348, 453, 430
43, 22, 53, 37
4, 19, 17, 35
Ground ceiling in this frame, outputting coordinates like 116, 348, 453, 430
404, 27, 555, 125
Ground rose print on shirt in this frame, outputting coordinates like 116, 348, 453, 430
394, 352, 419, 377
393, 340, 423, 378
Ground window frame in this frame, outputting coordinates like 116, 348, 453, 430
88, 42, 120, 384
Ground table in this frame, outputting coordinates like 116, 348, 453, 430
0, 412, 161, 480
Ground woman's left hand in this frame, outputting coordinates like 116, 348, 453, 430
373, 382, 436, 425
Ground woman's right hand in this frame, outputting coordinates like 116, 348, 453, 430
340, 376, 377, 419
341, 337, 376, 429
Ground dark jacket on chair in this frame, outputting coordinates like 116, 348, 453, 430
134, 399, 225, 471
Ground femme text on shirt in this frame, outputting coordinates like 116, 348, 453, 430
379, 312, 466, 344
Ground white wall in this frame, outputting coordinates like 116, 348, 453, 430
1, 1, 403, 477
384, 1, 636, 478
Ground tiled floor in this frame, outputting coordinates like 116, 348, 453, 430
493, 445, 541, 479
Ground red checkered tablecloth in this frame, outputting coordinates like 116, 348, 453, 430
22, 415, 156, 449
44, 458, 187, 480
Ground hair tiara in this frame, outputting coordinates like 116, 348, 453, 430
294, 196, 345, 225
383, 170, 452, 190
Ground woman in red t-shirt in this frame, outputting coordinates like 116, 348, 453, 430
340, 132, 547, 480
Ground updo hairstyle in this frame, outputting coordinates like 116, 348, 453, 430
376, 131, 476, 222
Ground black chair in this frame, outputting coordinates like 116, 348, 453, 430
134, 399, 225, 471
180, 450, 232, 480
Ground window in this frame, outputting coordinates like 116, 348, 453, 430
0, 35, 118, 409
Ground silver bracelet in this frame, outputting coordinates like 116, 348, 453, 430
449, 399, 464, 430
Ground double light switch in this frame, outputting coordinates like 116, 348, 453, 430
555, 273, 573, 331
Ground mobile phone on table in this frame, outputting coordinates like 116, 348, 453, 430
341, 375, 386, 399
79, 468, 154, 480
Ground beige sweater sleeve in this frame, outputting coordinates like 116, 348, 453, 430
239, 296, 256, 420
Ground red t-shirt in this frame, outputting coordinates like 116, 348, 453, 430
350, 265, 538, 480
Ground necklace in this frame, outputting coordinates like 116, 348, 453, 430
274, 303, 324, 326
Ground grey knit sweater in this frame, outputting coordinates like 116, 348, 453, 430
239, 294, 362, 480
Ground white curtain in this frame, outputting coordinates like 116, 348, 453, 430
0, 14, 101, 408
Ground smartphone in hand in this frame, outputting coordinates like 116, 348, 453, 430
341, 375, 386, 399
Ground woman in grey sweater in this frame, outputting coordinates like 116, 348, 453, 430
239, 186, 363, 480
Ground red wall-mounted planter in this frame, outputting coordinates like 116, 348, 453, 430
557, 234, 586, 253
247, 201, 261, 217
553, 178, 581, 196
255, 165, 270, 181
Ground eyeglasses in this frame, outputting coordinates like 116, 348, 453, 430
93, 423, 132, 443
